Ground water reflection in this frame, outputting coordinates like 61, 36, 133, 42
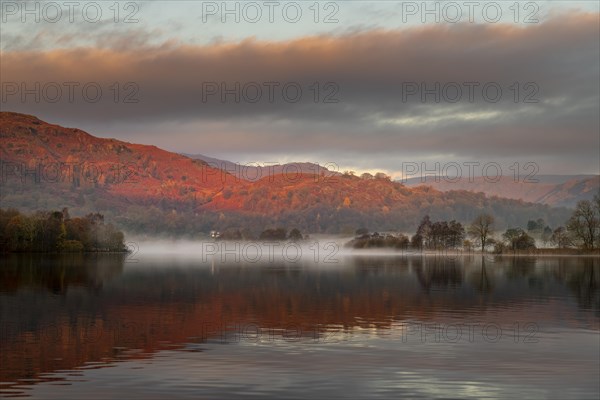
413, 257, 463, 290
566, 259, 599, 310
0, 253, 125, 294
468, 257, 494, 294
0, 253, 598, 398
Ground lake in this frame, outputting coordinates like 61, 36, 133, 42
1, 245, 598, 399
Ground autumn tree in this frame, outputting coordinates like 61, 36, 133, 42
65, 217, 92, 248
0, 208, 126, 253
34, 211, 65, 252
5, 214, 35, 251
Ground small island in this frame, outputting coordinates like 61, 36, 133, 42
0, 208, 127, 253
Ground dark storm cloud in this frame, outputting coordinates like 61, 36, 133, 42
1, 11, 598, 170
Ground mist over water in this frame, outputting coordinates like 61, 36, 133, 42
124, 237, 497, 266
124, 237, 353, 262
121, 238, 479, 271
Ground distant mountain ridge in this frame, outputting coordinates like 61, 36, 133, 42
0, 112, 572, 234
184, 153, 340, 182
403, 175, 599, 208
189, 154, 598, 208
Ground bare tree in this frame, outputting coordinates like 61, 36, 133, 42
567, 199, 599, 250
468, 214, 495, 252
550, 226, 572, 248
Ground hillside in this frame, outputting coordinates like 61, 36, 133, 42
0, 112, 231, 206
404, 175, 599, 208
192, 155, 599, 209
0, 112, 572, 235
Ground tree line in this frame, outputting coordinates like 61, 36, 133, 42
347, 194, 600, 252
0, 208, 126, 253
467, 194, 600, 252
348, 217, 466, 250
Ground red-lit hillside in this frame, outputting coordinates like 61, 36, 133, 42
0, 112, 571, 234
0, 112, 233, 206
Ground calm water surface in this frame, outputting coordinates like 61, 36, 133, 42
1, 248, 598, 399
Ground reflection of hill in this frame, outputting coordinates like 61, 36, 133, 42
0, 255, 598, 393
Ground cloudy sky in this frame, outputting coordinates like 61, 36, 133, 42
1, 1, 599, 178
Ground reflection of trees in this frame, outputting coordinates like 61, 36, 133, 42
351, 256, 411, 271
2, 254, 599, 396
468, 257, 494, 294
413, 257, 463, 291
566, 258, 599, 312
504, 257, 537, 281
0, 253, 125, 294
